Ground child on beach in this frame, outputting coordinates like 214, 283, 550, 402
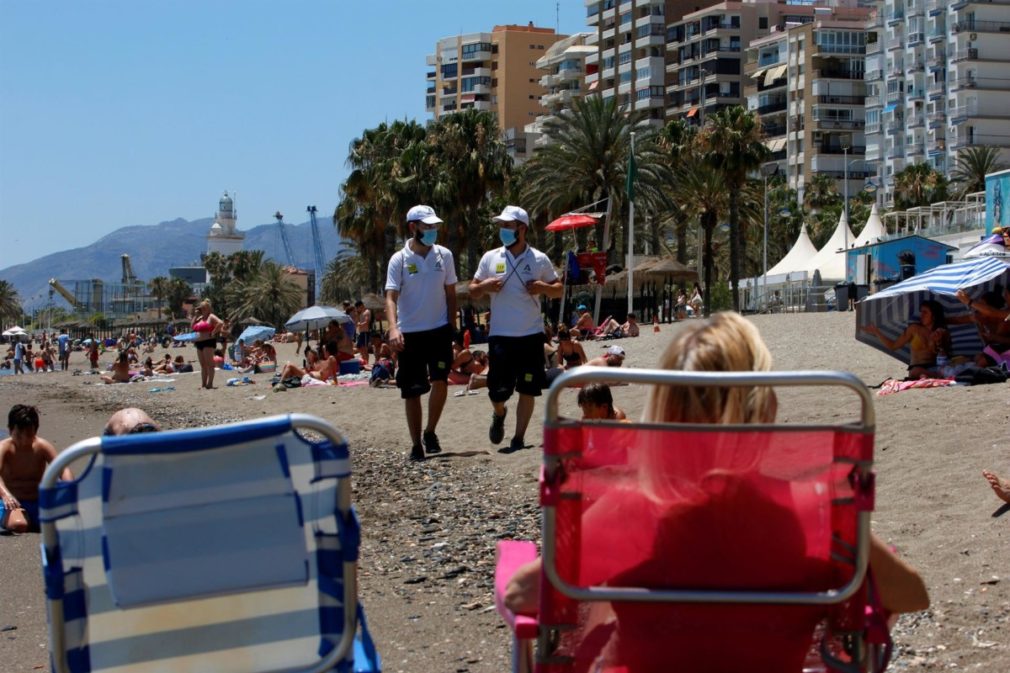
0, 405, 72, 533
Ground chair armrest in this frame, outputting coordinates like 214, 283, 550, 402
494, 540, 539, 639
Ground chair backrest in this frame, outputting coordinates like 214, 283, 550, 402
39, 414, 360, 673
536, 368, 878, 673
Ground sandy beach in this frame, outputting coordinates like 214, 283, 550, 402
1, 311, 1008, 672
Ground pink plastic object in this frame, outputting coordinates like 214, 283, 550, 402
495, 540, 539, 639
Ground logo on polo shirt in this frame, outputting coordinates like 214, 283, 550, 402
495, 262, 506, 274
523, 264, 531, 272
435, 260, 442, 270
407, 263, 418, 275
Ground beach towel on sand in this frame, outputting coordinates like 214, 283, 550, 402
877, 377, 956, 396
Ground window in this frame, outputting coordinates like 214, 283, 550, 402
461, 42, 492, 59
441, 63, 458, 78
759, 17, 768, 30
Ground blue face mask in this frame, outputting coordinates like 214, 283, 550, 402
499, 227, 517, 247
416, 228, 438, 247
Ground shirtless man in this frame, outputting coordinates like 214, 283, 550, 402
586, 345, 626, 368
0, 405, 72, 533
324, 320, 355, 362
354, 300, 372, 365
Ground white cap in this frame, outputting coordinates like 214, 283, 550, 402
606, 345, 626, 357
493, 205, 529, 226
406, 205, 443, 224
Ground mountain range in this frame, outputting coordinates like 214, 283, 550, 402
0, 216, 351, 310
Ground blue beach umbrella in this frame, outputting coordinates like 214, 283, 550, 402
856, 257, 1010, 364
236, 326, 276, 345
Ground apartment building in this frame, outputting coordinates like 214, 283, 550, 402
865, 0, 1010, 207
425, 23, 564, 159
666, 2, 783, 125
584, 0, 702, 123
525, 32, 595, 149
745, 4, 873, 202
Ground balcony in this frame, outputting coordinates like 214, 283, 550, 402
762, 123, 787, 137
817, 94, 864, 106
815, 68, 861, 80
928, 111, 946, 127
817, 44, 867, 56
907, 32, 925, 46
905, 59, 926, 72
908, 114, 925, 129
953, 134, 1010, 149
952, 0, 1010, 7
814, 118, 866, 131
952, 48, 979, 62
866, 121, 882, 134
866, 95, 881, 108
887, 11, 905, 26
886, 118, 906, 132
949, 103, 978, 121
886, 90, 903, 103
887, 145, 906, 159
928, 28, 945, 43
757, 100, 787, 114
953, 19, 1010, 34
818, 144, 867, 155
907, 88, 926, 100
928, 79, 946, 95
865, 69, 883, 82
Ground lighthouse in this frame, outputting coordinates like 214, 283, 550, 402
206, 191, 245, 256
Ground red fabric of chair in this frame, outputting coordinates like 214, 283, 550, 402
537, 423, 875, 673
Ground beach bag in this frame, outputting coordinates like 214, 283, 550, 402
282, 376, 302, 389
955, 365, 1009, 386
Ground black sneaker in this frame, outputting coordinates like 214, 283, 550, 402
509, 436, 525, 452
410, 444, 425, 461
489, 409, 507, 445
423, 430, 442, 455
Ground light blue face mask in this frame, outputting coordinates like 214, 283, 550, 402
499, 227, 517, 247
416, 228, 438, 247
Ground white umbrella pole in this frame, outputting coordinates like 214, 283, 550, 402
626, 132, 636, 318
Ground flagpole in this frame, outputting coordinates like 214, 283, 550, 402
626, 132, 636, 317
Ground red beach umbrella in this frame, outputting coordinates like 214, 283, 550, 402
546, 214, 598, 232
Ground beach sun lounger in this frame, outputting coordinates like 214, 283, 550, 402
495, 367, 889, 672
39, 413, 380, 673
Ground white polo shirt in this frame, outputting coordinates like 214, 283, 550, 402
385, 242, 458, 333
474, 244, 558, 337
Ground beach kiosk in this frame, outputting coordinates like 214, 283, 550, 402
845, 235, 955, 293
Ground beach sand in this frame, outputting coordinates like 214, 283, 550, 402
1, 311, 1008, 672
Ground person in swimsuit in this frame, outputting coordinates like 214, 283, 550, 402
1, 405, 73, 533
862, 299, 951, 379
191, 300, 223, 389
100, 351, 133, 384
954, 287, 1010, 366
556, 325, 587, 369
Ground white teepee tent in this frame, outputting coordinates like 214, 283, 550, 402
806, 211, 855, 281
766, 223, 818, 276
852, 203, 886, 248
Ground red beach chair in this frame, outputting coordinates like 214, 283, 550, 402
495, 367, 889, 673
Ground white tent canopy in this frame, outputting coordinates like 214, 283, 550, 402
2, 326, 27, 337
766, 224, 818, 276
806, 211, 855, 281
852, 203, 886, 248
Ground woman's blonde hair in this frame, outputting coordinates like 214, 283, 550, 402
198, 300, 212, 311
645, 311, 776, 425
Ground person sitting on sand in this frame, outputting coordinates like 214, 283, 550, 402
153, 353, 175, 374
555, 325, 587, 369
1, 405, 73, 533
862, 299, 951, 379
574, 305, 596, 340
577, 382, 627, 420
448, 348, 489, 385
324, 320, 356, 362
504, 312, 929, 670
955, 287, 1010, 366
173, 355, 194, 373
278, 340, 339, 384
140, 356, 155, 377
101, 351, 133, 384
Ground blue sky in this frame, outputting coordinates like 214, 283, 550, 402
0, 0, 587, 269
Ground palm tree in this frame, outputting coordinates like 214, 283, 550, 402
894, 162, 948, 210
425, 110, 512, 274
0, 280, 22, 327
950, 146, 1008, 199
668, 134, 730, 317
803, 173, 841, 214
232, 262, 304, 328
148, 276, 169, 320
320, 252, 368, 305
704, 106, 769, 310
659, 119, 698, 265
165, 278, 192, 319
523, 95, 667, 266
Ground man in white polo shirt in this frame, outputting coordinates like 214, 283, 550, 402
470, 205, 563, 452
385, 205, 458, 462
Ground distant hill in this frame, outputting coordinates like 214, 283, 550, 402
0, 216, 351, 309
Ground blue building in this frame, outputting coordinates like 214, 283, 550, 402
845, 235, 955, 292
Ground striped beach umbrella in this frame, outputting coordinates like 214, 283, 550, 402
856, 257, 1010, 364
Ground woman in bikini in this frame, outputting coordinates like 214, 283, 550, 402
100, 351, 133, 385
862, 299, 951, 379
556, 325, 587, 369
191, 300, 224, 389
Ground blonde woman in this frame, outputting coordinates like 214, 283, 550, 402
191, 300, 223, 389
505, 312, 928, 669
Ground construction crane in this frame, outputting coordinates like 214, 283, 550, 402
274, 211, 296, 266
48, 278, 81, 310
307, 205, 326, 295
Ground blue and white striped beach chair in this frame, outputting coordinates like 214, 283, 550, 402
38, 413, 380, 673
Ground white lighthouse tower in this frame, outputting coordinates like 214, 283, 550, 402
206, 191, 245, 256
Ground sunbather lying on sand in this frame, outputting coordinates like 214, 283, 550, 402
278, 341, 339, 383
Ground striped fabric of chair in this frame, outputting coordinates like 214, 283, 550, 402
39, 414, 378, 673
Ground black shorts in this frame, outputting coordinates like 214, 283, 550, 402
355, 332, 369, 348
195, 339, 217, 351
395, 324, 453, 399
487, 334, 546, 403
